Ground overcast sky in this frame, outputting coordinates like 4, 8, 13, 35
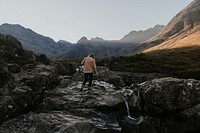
0, 0, 193, 43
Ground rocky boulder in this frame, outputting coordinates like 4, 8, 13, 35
0, 34, 60, 124
115, 71, 165, 86
95, 67, 125, 87
127, 77, 200, 133
0, 64, 59, 124
134, 77, 200, 115
0, 111, 121, 133
39, 79, 132, 111
50, 58, 76, 76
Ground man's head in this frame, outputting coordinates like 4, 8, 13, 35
89, 53, 94, 58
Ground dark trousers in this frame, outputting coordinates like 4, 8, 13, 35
83, 73, 93, 87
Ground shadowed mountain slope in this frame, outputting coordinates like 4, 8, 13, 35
0, 23, 73, 56
0, 23, 164, 58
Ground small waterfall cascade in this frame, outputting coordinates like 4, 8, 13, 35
123, 94, 144, 125
124, 100, 136, 120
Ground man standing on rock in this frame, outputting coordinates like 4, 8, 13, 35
81, 53, 98, 90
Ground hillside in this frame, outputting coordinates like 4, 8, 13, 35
0, 23, 164, 58
0, 23, 73, 56
120, 25, 164, 44
98, 46, 200, 82
142, 0, 200, 52
60, 24, 164, 58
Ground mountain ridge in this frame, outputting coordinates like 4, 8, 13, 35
142, 0, 200, 53
120, 24, 164, 44
0, 23, 163, 58
0, 23, 73, 56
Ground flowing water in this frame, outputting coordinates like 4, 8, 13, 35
124, 99, 144, 125
124, 100, 131, 117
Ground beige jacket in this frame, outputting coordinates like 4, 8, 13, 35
81, 56, 97, 73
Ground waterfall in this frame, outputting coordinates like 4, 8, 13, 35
124, 100, 130, 117
124, 100, 136, 120
123, 97, 144, 125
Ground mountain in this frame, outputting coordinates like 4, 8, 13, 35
120, 25, 164, 44
0, 23, 164, 58
142, 0, 200, 52
0, 23, 73, 56
56, 40, 73, 53
60, 37, 138, 58
60, 25, 164, 58
90, 37, 105, 41
77, 36, 89, 44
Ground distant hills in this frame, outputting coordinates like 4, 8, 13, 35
120, 25, 164, 43
138, 0, 200, 53
0, 23, 73, 57
60, 37, 137, 58
0, 23, 163, 58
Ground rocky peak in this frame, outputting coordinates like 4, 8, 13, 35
90, 37, 105, 41
57, 40, 71, 44
0, 33, 22, 49
153, 24, 165, 30
77, 36, 88, 44
120, 25, 164, 43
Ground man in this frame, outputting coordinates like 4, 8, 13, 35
81, 53, 97, 90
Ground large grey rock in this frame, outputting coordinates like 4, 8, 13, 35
115, 71, 164, 86
0, 63, 59, 124
95, 67, 125, 87
134, 77, 200, 115
0, 111, 121, 133
39, 80, 132, 111
128, 77, 200, 133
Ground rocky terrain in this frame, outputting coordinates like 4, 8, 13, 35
0, 1, 200, 132
0, 31, 200, 133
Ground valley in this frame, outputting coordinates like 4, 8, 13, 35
0, 0, 200, 133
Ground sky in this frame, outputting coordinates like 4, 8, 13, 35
0, 0, 193, 43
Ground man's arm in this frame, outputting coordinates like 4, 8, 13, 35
81, 58, 85, 65
93, 60, 98, 74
